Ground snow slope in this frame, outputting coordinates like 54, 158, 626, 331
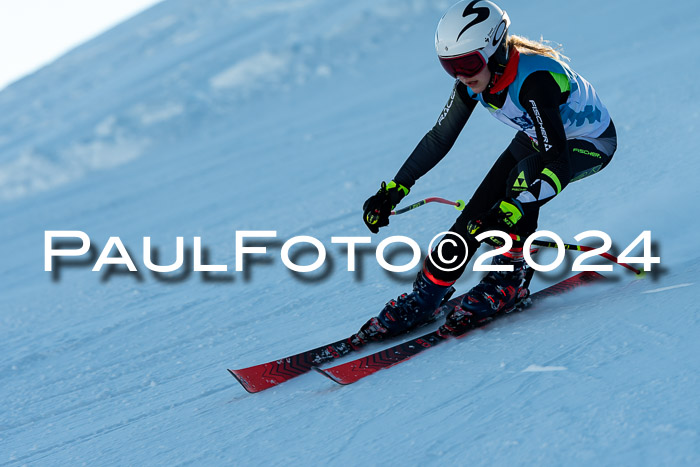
1, 0, 698, 464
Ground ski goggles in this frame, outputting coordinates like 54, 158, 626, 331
438, 50, 487, 78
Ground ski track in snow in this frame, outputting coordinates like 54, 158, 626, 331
642, 283, 693, 294
1, 0, 700, 465
522, 365, 568, 373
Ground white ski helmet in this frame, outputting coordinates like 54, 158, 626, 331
435, 0, 510, 78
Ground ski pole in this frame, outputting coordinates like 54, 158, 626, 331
390, 197, 465, 216
392, 196, 642, 275
509, 234, 643, 276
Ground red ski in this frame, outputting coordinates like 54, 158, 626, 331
228, 289, 461, 393
315, 271, 605, 386
228, 338, 357, 393
229, 287, 466, 393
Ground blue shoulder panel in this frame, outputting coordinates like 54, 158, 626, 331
508, 54, 569, 111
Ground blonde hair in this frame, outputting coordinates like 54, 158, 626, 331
507, 34, 570, 62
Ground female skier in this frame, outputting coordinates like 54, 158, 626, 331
355, 0, 617, 343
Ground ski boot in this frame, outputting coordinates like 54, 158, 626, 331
351, 268, 454, 346
444, 252, 530, 334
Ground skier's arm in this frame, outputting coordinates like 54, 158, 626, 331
393, 81, 477, 189
515, 71, 571, 204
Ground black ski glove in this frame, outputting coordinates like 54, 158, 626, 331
467, 198, 524, 246
362, 181, 409, 234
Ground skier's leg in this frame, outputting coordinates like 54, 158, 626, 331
567, 120, 617, 182
446, 125, 617, 332
442, 134, 540, 330
357, 121, 616, 341
423, 133, 530, 283
502, 120, 617, 233
355, 139, 525, 343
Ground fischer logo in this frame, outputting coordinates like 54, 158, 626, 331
573, 147, 602, 158
528, 100, 552, 151
437, 89, 456, 126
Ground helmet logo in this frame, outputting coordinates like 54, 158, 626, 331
492, 19, 507, 46
457, 0, 490, 41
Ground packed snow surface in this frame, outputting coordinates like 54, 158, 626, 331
1, 0, 698, 464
